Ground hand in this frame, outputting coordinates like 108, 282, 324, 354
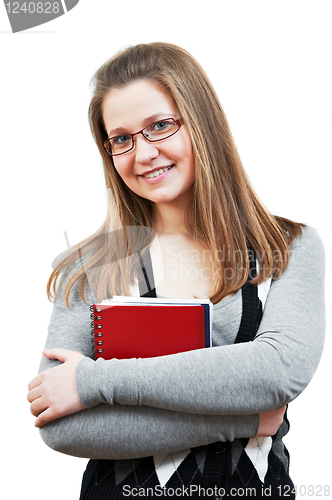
257, 406, 287, 437
27, 348, 86, 428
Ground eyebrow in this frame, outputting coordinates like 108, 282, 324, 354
107, 113, 177, 138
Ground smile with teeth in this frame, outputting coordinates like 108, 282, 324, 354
142, 166, 173, 179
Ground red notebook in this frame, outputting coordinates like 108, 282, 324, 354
90, 297, 212, 360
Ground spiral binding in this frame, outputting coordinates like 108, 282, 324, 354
90, 304, 104, 357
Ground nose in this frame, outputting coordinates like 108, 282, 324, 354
134, 135, 159, 165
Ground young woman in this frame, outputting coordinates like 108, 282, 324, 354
27, 43, 325, 499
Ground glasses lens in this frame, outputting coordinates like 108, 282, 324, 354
143, 119, 179, 142
106, 135, 133, 156
104, 119, 180, 156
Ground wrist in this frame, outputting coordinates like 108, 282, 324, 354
76, 357, 101, 408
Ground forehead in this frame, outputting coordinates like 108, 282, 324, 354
102, 80, 179, 135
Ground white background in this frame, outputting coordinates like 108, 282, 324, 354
1, 1, 331, 498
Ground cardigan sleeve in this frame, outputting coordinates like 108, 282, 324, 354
39, 405, 259, 460
76, 225, 326, 415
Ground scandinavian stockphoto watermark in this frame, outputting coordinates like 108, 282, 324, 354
122, 484, 264, 498
122, 483, 331, 497
3, 0, 80, 33
60, 226, 284, 302
58, 188, 283, 297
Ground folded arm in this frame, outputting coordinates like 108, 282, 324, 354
35, 265, 260, 458
34, 226, 325, 458
77, 226, 325, 415
39, 403, 259, 460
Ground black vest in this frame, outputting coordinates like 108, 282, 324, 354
138, 248, 263, 490
80, 250, 297, 500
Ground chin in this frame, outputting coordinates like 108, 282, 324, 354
150, 194, 181, 205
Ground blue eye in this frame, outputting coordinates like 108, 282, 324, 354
143, 120, 176, 138
113, 135, 131, 145
152, 121, 171, 132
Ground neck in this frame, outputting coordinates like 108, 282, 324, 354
153, 202, 191, 236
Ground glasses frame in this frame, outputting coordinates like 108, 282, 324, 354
103, 117, 183, 157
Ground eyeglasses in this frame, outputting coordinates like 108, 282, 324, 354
103, 117, 183, 156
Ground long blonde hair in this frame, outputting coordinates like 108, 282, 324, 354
47, 42, 304, 307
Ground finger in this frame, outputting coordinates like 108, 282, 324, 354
34, 407, 58, 428
28, 374, 42, 392
30, 397, 48, 418
43, 347, 70, 363
27, 385, 43, 403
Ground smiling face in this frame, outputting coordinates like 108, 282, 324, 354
102, 80, 195, 208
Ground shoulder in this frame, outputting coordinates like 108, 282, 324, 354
291, 225, 325, 263
50, 248, 92, 309
275, 224, 325, 286
52, 247, 84, 270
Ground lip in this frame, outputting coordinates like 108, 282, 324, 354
139, 165, 174, 184
140, 165, 173, 176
